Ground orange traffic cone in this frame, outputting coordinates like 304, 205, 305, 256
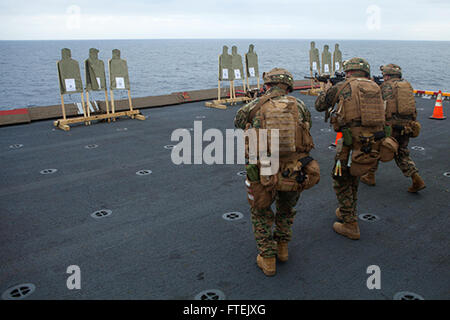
430, 91, 446, 120
331, 132, 343, 147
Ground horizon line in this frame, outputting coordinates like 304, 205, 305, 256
1, 38, 450, 42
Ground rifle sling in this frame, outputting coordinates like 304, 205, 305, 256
330, 78, 354, 107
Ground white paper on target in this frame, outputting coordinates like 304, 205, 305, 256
96, 77, 102, 89
312, 62, 318, 72
249, 67, 256, 77
65, 79, 76, 92
222, 69, 229, 80
116, 77, 125, 89
234, 69, 241, 79
324, 64, 330, 73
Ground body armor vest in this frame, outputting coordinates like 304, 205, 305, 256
384, 79, 416, 121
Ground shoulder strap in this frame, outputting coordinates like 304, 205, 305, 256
248, 91, 286, 122
331, 78, 356, 106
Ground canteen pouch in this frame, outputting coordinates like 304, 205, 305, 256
409, 121, 421, 138
349, 149, 380, 177
246, 178, 276, 210
276, 159, 302, 192
379, 136, 399, 162
276, 157, 320, 192
302, 159, 321, 190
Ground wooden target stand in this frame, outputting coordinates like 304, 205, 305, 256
54, 88, 145, 131
107, 58, 145, 123
205, 56, 252, 110
54, 72, 145, 132
109, 88, 146, 122
245, 52, 261, 94
246, 72, 261, 93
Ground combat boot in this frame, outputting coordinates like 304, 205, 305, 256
408, 173, 426, 193
333, 222, 360, 240
360, 172, 376, 186
257, 255, 276, 276
336, 208, 343, 221
277, 242, 289, 262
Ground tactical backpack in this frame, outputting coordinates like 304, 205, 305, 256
245, 92, 319, 210
332, 78, 390, 177
386, 80, 416, 119
260, 95, 314, 156
384, 79, 420, 138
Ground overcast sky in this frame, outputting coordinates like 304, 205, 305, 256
0, 0, 449, 41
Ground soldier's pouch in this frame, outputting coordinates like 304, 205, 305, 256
245, 178, 275, 210
296, 122, 314, 153
350, 149, 380, 177
409, 121, 421, 138
276, 160, 303, 192
379, 136, 399, 162
276, 175, 301, 192
302, 159, 321, 190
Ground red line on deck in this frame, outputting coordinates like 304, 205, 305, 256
0, 108, 29, 116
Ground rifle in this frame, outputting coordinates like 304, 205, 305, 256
304, 71, 346, 86
373, 75, 384, 86
246, 85, 267, 99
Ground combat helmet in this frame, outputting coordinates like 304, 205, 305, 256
263, 68, 294, 92
380, 64, 402, 77
343, 57, 371, 76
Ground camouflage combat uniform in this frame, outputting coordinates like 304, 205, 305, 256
369, 78, 419, 177
314, 71, 367, 223
235, 86, 312, 257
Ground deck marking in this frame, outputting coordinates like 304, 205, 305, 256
237, 171, 247, 177
359, 214, 380, 222
136, 170, 152, 176
2, 284, 35, 300
195, 289, 226, 300
223, 212, 244, 221
40, 169, 58, 175
9, 144, 24, 149
91, 209, 113, 219
393, 291, 424, 300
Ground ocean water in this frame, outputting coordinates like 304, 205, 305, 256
0, 39, 449, 110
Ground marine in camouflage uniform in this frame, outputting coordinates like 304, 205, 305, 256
234, 68, 313, 275
315, 70, 366, 225
361, 64, 426, 192
315, 57, 382, 239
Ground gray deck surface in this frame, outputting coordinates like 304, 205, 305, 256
0, 93, 449, 300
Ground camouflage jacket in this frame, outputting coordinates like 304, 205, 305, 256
314, 72, 368, 112
380, 78, 401, 101
234, 87, 312, 130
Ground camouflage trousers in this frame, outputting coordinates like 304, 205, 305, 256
370, 133, 419, 177
250, 191, 301, 258
332, 169, 359, 223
